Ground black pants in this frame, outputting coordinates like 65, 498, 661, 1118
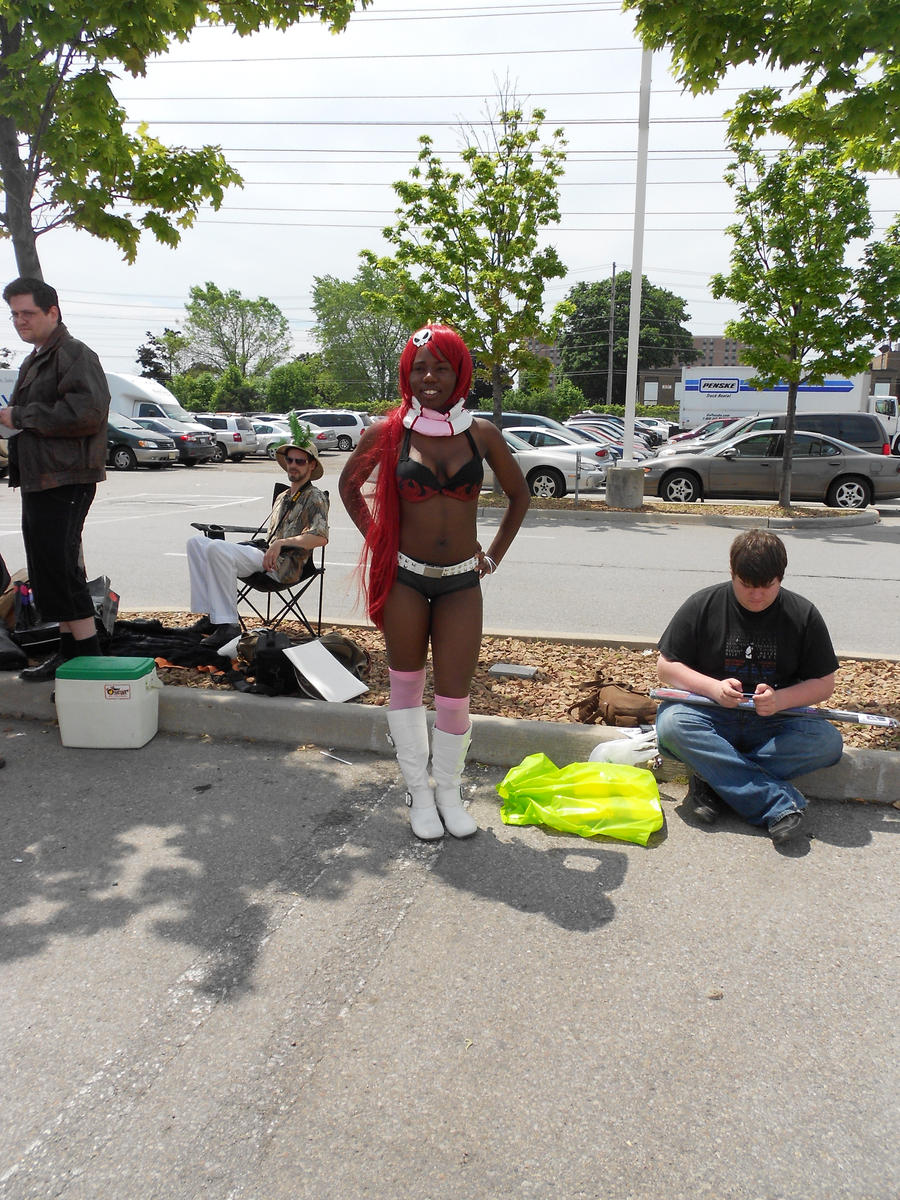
21, 483, 96, 622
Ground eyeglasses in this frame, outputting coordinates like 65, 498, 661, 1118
9, 309, 41, 322
285, 454, 312, 465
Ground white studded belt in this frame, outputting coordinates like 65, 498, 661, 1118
397, 552, 480, 578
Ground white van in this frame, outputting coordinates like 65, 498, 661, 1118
0, 367, 194, 424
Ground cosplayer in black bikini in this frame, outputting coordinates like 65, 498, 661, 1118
339, 325, 529, 840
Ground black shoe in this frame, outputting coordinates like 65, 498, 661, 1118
20, 651, 66, 683
769, 811, 804, 845
200, 623, 241, 651
187, 615, 214, 636
687, 773, 724, 824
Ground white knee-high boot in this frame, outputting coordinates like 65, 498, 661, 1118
386, 707, 443, 840
431, 726, 478, 838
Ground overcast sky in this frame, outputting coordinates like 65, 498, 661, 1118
4, 0, 899, 374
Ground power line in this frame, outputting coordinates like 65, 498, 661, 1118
122, 116, 728, 127
147, 46, 639, 65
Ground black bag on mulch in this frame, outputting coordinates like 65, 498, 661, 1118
232, 628, 301, 696
229, 629, 370, 698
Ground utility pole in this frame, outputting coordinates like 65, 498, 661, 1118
605, 262, 616, 409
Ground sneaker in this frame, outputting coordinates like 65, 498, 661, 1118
687, 774, 723, 824
769, 811, 805, 845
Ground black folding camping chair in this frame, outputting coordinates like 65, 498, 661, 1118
190, 484, 326, 638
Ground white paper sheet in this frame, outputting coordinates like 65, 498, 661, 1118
282, 639, 369, 702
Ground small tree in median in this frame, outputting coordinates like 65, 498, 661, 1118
362, 96, 570, 421
711, 138, 900, 507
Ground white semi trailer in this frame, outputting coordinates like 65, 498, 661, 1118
676, 367, 872, 429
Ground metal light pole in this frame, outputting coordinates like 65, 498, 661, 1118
606, 46, 652, 509
606, 261, 616, 409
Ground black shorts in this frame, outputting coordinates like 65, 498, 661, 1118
21, 483, 97, 621
395, 565, 481, 600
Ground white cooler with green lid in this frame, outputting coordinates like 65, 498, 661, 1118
54, 656, 161, 748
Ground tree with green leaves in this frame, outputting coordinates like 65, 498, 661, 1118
212, 364, 262, 413
182, 283, 293, 379
711, 139, 900, 507
136, 328, 190, 384
168, 371, 218, 413
312, 265, 410, 407
0, 1, 364, 276
362, 98, 569, 418
624, 1, 900, 171
558, 274, 698, 406
266, 355, 340, 412
511, 375, 587, 422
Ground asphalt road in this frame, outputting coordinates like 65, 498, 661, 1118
1, 718, 897, 1199
1, 454, 899, 656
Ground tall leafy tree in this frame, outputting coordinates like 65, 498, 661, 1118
362, 98, 569, 417
136, 328, 190, 383
267, 355, 340, 412
711, 139, 900, 507
0, 1, 363, 275
558, 274, 698, 406
168, 371, 218, 412
312, 265, 410, 406
182, 283, 293, 379
212, 364, 262, 413
624, 0, 900, 170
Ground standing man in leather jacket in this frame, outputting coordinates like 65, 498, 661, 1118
1, 277, 110, 681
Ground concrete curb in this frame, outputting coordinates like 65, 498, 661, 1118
2, 675, 896, 807
480, 502, 880, 530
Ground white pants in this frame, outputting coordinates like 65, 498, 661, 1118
186, 535, 276, 625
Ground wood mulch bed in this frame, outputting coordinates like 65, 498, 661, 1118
139, 612, 900, 753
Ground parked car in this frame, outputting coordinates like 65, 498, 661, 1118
251, 420, 291, 459
565, 416, 654, 450
292, 409, 372, 451
134, 417, 216, 465
634, 416, 670, 442
566, 422, 653, 461
506, 426, 612, 467
668, 417, 739, 444
106, 414, 178, 470
642, 430, 900, 508
473, 409, 573, 434
655, 410, 892, 459
483, 430, 607, 498
193, 413, 259, 462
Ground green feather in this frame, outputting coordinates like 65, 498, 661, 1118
288, 413, 313, 449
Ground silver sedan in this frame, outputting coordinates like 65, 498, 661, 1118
484, 430, 607, 498
642, 430, 900, 509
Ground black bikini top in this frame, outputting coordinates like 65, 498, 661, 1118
396, 427, 484, 503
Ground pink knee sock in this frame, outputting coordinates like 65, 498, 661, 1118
388, 668, 426, 710
434, 694, 470, 735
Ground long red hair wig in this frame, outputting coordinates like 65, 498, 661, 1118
357, 324, 473, 627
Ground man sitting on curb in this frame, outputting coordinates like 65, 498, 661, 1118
186, 421, 329, 650
655, 529, 843, 845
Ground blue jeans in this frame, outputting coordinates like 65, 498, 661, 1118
656, 701, 843, 828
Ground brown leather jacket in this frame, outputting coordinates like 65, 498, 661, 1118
7, 322, 110, 493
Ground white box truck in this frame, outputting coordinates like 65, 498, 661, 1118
676, 367, 871, 429
0, 368, 194, 422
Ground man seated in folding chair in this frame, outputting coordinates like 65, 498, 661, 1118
186, 427, 329, 650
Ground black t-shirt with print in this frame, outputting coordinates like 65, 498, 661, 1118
658, 582, 839, 692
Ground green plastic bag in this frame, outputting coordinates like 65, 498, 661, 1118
497, 753, 664, 846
